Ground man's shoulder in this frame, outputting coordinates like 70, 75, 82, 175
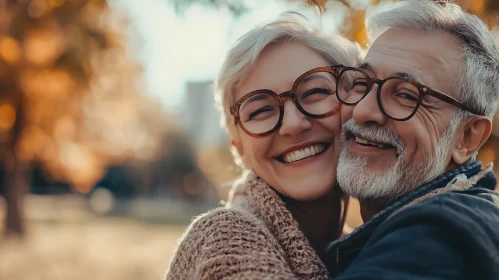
364, 188, 499, 279
398, 187, 498, 225
379, 187, 499, 238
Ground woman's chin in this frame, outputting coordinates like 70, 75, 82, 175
280, 184, 335, 202
257, 168, 338, 201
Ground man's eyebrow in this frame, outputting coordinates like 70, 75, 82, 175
394, 72, 422, 83
359, 62, 422, 83
358, 62, 372, 71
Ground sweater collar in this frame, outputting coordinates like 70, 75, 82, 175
227, 171, 331, 279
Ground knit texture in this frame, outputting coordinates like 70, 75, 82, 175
166, 171, 330, 280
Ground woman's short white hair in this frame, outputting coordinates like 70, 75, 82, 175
367, 0, 499, 120
215, 14, 363, 166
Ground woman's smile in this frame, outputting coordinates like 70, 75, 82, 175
233, 42, 342, 200
277, 142, 332, 164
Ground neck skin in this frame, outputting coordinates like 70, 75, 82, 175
360, 201, 385, 222
280, 187, 344, 260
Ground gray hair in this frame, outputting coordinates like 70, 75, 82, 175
367, 0, 499, 121
215, 14, 363, 166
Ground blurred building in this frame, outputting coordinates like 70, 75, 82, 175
180, 81, 240, 198
182, 81, 229, 150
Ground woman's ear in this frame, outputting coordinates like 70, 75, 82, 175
231, 139, 252, 170
452, 116, 492, 164
231, 139, 244, 157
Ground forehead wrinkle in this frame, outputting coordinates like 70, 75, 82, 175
366, 43, 453, 92
373, 30, 464, 65
373, 32, 464, 94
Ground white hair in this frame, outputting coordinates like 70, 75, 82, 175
215, 14, 363, 166
367, 0, 499, 161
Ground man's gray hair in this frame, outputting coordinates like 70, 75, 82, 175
367, 0, 499, 120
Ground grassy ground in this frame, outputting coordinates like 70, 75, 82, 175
0, 192, 367, 280
0, 217, 187, 280
0, 196, 363, 280
6, 185, 492, 280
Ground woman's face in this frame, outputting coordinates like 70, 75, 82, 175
232, 42, 341, 201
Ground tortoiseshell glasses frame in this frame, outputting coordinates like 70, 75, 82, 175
229, 65, 344, 138
336, 66, 484, 121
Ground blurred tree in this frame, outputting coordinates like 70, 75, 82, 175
171, 0, 248, 16
209, 0, 499, 45
0, 0, 168, 236
169, 0, 499, 55
170, 0, 499, 189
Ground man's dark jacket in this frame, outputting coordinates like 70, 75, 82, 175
325, 161, 499, 279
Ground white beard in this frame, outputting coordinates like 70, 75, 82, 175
337, 119, 457, 204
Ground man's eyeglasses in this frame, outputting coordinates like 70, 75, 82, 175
335, 66, 484, 121
230, 66, 343, 137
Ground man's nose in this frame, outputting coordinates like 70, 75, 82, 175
278, 100, 312, 136
352, 85, 387, 126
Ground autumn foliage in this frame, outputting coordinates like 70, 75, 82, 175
0, 0, 167, 235
1, 0, 499, 236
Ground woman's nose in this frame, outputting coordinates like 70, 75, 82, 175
278, 100, 312, 136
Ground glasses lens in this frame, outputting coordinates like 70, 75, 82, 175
295, 71, 339, 116
379, 78, 420, 119
337, 69, 369, 104
239, 92, 280, 134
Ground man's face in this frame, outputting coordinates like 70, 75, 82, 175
338, 28, 464, 203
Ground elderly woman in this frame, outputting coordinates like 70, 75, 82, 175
166, 16, 362, 279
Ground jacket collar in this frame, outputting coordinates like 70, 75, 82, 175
324, 161, 493, 274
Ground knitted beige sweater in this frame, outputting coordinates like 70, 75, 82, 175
166, 172, 330, 279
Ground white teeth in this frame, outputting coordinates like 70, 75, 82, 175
282, 144, 326, 164
355, 137, 370, 145
355, 136, 386, 149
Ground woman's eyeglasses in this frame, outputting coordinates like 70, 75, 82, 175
230, 65, 344, 137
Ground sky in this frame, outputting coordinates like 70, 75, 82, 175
112, 0, 349, 110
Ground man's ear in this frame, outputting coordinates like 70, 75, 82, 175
451, 116, 492, 164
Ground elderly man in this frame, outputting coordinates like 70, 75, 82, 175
325, 0, 499, 279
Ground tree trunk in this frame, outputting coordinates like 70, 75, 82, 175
3, 149, 29, 237
1, 80, 28, 237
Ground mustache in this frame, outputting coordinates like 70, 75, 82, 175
342, 119, 405, 155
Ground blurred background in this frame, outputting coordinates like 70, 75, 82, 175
0, 0, 497, 279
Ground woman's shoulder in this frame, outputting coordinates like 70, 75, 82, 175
166, 207, 292, 279
184, 206, 270, 239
